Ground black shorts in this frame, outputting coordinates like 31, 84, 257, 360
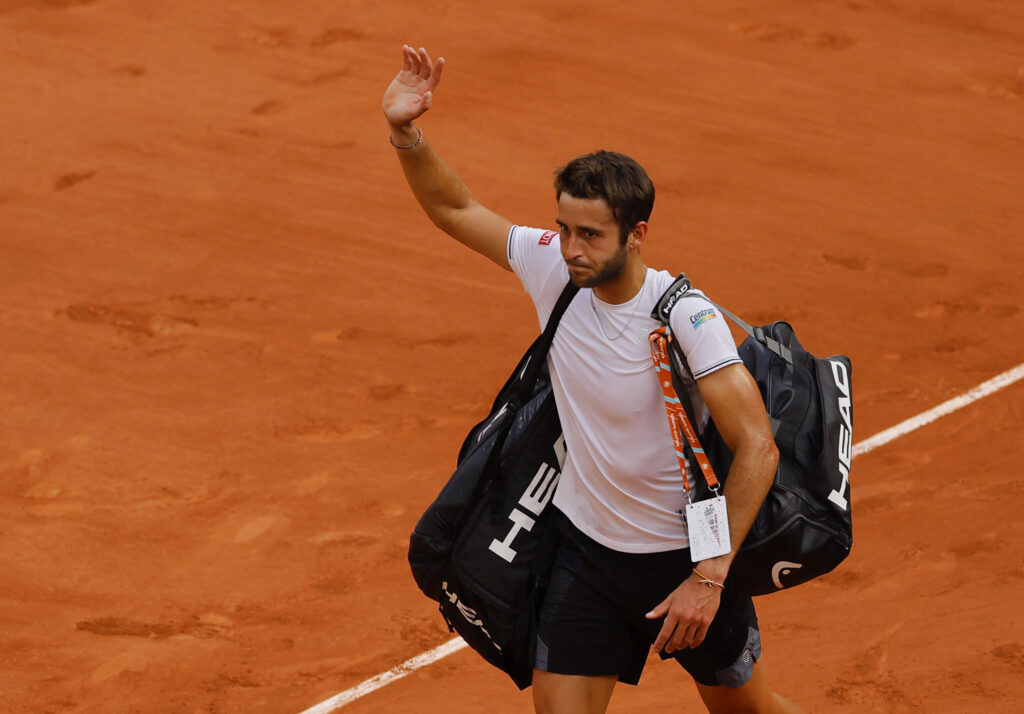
535, 510, 761, 687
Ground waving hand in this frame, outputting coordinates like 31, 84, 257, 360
381, 45, 512, 270
382, 45, 445, 128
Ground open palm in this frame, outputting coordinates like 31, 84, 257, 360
382, 45, 445, 127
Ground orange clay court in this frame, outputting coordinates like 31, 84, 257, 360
1, 1, 1023, 712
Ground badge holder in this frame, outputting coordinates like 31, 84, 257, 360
649, 326, 731, 562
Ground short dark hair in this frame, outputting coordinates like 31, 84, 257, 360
553, 151, 655, 243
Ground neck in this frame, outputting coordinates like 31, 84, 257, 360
593, 256, 647, 304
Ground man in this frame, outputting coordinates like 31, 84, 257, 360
383, 45, 804, 714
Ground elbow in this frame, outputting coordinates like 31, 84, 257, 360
731, 430, 778, 477
754, 432, 779, 474
766, 434, 780, 467
742, 434, 779, 498
427, 208, 454, 233
428, 205, 468, 237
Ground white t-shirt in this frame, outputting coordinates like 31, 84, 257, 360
507, 225, 742, 553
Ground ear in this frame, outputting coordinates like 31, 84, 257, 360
627, 221, 648, 250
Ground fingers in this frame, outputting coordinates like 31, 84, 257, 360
402, 44, 420, 76
646, 595, 713, 653
647, 600, 698, 653
645, 597, 669, 620
416, 47, 432, 79
663, 619, 702, 653
652, 617, 701, 653
646, 596, 670, 651
652, 619, 674, 654
431, 56, 445, 89
400, 45, 444, 90
691, 621, 710, 649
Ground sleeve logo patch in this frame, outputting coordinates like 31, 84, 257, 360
690, 308, 717, 329
538, 230, 556, 245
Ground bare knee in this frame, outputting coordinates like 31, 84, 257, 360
697, 666, 805, 714
532, 670, 617, 714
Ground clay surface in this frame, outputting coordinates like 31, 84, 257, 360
1, 1, 1022, 712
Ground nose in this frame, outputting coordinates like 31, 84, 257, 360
562, 232, 584, 260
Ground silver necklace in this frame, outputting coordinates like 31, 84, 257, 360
590, 292, 638, 341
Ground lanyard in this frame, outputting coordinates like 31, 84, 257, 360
648, 326, 721, 496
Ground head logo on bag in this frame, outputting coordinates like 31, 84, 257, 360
442, 581, 502, 651
489, 436, 565, 563
828, 359, 852, 511
771, 561, 803, 589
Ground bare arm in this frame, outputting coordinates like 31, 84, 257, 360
382, 46, 513, 270
689, 363, 778, 578
647, 362, 777, 653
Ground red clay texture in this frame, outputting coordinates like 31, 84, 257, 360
1, 1, 1022, 712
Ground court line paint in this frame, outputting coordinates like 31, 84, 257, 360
297, 637, 468, 714
852, 361, 1024, 457
300, 360, 1024, 713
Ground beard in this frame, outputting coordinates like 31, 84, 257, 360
566, 244, 629, 288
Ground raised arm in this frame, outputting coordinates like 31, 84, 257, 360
382, 45, 513, 270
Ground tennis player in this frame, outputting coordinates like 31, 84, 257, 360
383, 45, 804, 714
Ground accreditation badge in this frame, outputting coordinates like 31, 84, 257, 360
685, 495, 732, 561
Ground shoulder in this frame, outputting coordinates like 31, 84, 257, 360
647, 268, 720, 321
508, 225, 570, 313
508, 225, 565, 281
508, 225, 560, 257
671, 290, 720, 330
663, 284, 741, 378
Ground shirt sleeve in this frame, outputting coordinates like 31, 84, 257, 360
507, 225, 569, 323
668, 292, 741, 378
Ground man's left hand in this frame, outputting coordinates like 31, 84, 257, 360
645, 574, 722, 653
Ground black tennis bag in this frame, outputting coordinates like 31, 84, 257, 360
408, 283, 578, 689
653, 275, 853, 596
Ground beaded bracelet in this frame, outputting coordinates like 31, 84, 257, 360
389, 126, 423, 150
692, 567, 725, 590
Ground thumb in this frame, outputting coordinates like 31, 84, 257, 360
645, 597, 669, 620
421, 91, 433, 110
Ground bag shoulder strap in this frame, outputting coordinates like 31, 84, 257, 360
514, 281, 579, 401
652, 273, 792, 364
648, 274, 702, 425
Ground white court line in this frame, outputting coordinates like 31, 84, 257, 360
852, 361, 1024, 457
298, 638, 468, 714
301, 360, 1024, 714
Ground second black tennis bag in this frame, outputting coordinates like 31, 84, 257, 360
653, 274, 853, 596
407, 282, 578, 689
